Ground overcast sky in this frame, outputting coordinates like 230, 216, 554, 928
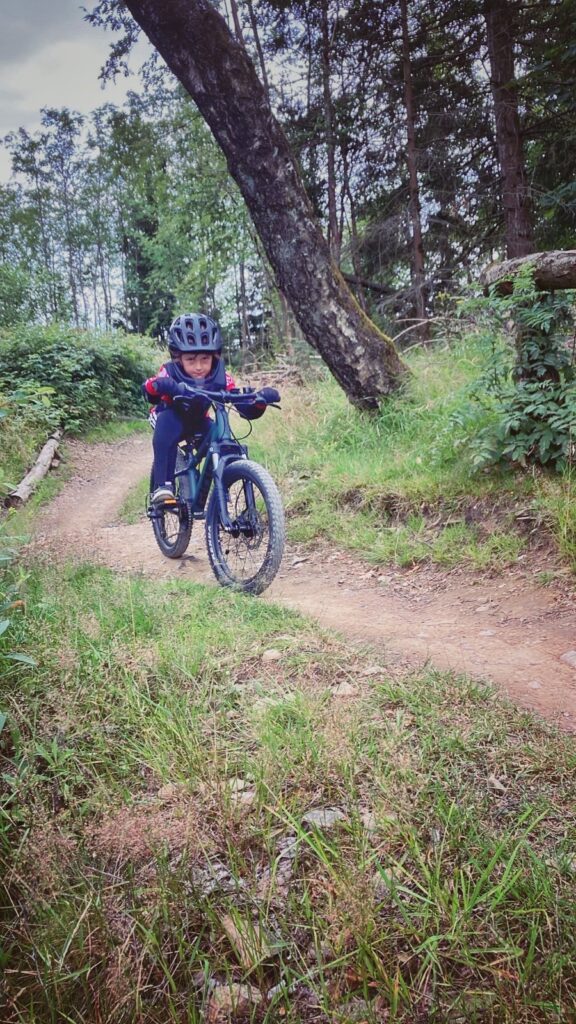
0, 0, 149, 181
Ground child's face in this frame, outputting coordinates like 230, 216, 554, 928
180, 352, 214, 378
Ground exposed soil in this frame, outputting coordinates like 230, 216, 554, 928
30, 435, 576, 731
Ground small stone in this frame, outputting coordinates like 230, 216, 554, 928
527, 680, 542, 690
262, 648, 283, 663
475, 604, 492, 613
360, 808, 378, 833
487, 774, 507, 794
361, 665, 385, 676
479, 629, 495, 636
234, 788, 257, 809
157, 782, 185, 802
332, 681, 358, 698
206, 982, 262, 1021
302, 806, 346, 829
220, 913, 276, 972
228, 777, 250, 794
560, 650, 576, 669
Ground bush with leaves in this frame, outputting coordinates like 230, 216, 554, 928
0, 324, 157, 434
0, 383, 59, 493
456, 269, 576, 469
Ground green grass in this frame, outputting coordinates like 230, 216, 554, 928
243, 335, 547, 571
1, 564, 575, 1022
82, 415, 149, 444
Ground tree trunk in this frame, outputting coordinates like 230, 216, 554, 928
320, 0, 340, 262
484, 0, 534, 259
5, 430, 63, 508
245, 0, 271, 99
227, 0, 245, 44
123, 0, 408, 409
342, 161, 367, 312
480, 250, 576, 294
399, 0, 428, 342
238, 259, 251, 364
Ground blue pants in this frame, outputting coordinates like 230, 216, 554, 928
152, 406, 210, 489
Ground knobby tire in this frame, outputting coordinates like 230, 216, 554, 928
205, 459, 285, 595
149, 449, 193, 558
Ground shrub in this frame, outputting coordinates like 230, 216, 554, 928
457, 271, 576, 469
0, 324, 157, 434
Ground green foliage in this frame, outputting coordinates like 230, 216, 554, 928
458, 271, 576, 470
0, 324, 156, 434
0, 264, 32, 328
0, 382, 59, 491
244, 336, 530, 571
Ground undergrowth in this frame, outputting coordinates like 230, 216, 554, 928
0, 323, 155, 495
248, 334, 576, 571
1, 565, 575, 1022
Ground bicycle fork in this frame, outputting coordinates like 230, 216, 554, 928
213, 455, 255, 535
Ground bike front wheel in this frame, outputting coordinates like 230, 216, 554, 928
149, 451, 193, 559
205, 459, 285, 595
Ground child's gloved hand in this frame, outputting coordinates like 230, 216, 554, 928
153, 375, 180, 397
258, 387, 281, 404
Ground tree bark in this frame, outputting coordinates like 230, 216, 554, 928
123, 0, 408, 409
480, 250, 576, 294
484, 0, 534, 259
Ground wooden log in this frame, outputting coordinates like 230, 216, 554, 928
5, 429, 63, 508
480, 250, 576, 295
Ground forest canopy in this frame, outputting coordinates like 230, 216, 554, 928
1, 0, 574, 364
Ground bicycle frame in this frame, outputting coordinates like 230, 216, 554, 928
173, 397, 250, 531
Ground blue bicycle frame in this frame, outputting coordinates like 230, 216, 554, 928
172, 392, 251, 531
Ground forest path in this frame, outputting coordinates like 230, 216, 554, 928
30, 435, 576, 731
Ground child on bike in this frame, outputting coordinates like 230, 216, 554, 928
143, 312, 279, 503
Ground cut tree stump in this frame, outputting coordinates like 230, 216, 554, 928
480, 250, 576, 295
5, 429, 63, 508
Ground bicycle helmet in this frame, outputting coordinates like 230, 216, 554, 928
168, 313, 222, 354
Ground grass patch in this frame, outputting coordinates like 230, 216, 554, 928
247, 335, 572, 571
1, 564, 575, 1021
119, 473, 150, 524
82, 416, 149, 444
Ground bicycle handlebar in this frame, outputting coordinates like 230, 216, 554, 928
173, 386, 268, 407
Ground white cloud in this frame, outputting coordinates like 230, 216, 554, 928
0, 23, 152, 181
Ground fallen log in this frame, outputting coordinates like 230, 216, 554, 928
5, 429, 63, 508
480, 250, 576, 295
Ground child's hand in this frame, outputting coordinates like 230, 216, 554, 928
258, 387, 281, 405
152, 375, 180, 397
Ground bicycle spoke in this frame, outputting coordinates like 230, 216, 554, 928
216, 478, 269, 582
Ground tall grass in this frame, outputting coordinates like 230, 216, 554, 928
1, 564, 575, 1021
248, 334, 573, 571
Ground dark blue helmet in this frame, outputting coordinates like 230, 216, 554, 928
168, 313, 222, 354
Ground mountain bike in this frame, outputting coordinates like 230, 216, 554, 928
147, 387, 285, 595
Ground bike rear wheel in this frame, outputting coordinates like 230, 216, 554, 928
205, 459, 285, 594
149, 450, 193, 558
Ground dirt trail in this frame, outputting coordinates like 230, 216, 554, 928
30, 436, 576, 730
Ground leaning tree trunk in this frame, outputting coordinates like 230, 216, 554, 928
484, 0, 534, 259
123, 0, 408, 409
